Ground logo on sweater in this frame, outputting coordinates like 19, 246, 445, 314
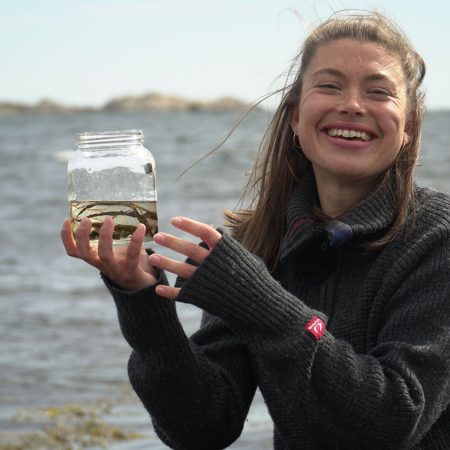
304, 316, 326, 340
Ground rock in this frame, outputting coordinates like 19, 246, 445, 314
0, 99, 96, 115
103, 92, 253, 112
32, 99, 70, 113
0, 102, 30, 114
103, 93, 193, 111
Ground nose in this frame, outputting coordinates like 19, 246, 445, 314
338, 89, 366, 116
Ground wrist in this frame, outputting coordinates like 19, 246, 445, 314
102, 269, 165, 293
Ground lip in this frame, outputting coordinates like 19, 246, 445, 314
321, 121, 378, 137
320, 121, 378, 150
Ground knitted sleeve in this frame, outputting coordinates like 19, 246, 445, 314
103, 272, 256, 450
175, 231, 450, 449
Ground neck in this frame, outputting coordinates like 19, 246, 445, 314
314, 171, 377, 218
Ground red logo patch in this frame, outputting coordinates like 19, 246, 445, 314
304, 316, 326, 340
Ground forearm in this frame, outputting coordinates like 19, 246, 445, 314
104, 274, 255, 449
176, 234, 322, 346
176, 234, 450, 448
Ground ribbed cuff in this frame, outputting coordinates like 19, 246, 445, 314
177, 234, 325, 345
103, 272, 192, 367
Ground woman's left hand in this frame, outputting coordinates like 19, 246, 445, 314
149, 216, 222, 299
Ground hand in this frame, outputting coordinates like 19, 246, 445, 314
61, 216, 158, 290
148, 217, 222, 299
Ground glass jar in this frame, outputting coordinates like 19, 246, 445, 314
67, 129, 158, 246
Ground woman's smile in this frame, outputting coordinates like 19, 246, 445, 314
321, 121, 378, 150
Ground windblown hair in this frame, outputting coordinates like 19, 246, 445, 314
224, 11, 426, 271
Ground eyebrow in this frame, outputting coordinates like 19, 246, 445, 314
313, 68, 344, 78
312, 68, 393, 83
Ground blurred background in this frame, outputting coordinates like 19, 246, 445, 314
1, 1, 449, 448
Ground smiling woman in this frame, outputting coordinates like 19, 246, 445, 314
61, 10, 450, 450
291, 38, 411, 217
228, 12, 426, 263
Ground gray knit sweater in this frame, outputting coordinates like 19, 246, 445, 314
105, 175, 450, 449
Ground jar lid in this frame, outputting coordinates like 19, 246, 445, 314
76, 129, 143, 148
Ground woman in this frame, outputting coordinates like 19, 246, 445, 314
61, 12, 450, 449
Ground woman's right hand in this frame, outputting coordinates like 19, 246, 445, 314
61, 216, 158, 291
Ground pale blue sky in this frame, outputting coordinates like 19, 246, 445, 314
2, 0, 449, 109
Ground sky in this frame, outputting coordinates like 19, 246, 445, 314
2, 0, 450, 110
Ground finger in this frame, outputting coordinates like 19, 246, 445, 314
97, 217, 115, 262
75, 218, 97, 260
155, 284, 181, 300
61, 219, 79, 258
148, 253, 197, 279
153, 232, 210, 264
170, 217, 222, 249
125, 223, 146, 266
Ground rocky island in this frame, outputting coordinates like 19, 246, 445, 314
0, 93, 255, 115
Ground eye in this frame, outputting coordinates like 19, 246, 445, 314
368, 88, 391, 99
317, 82, 340, 92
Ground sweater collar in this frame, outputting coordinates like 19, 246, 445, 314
280, 170, 397, 261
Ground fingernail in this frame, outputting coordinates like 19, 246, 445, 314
154, 233, 165, 243
149, 254, 161, 264
155, 285, 174, 300
171, 217, 182, 226
135, 223, 145, 234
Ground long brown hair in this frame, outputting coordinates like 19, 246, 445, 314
224, 11, 426, 271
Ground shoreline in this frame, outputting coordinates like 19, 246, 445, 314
0, 93, 258, 115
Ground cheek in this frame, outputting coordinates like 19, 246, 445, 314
381, 102, 407, 137
385, 120, 407, 155
297, 92, 321, 120
296, 103, 320, 142
376, 129, 405, 170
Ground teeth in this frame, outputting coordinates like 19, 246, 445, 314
327, 128, 371, 141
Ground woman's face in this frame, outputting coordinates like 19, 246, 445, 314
291, 38, 411, 190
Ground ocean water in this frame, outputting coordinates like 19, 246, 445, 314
0, 109, 449, 449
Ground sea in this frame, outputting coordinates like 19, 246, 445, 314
0, 108, 449, 449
